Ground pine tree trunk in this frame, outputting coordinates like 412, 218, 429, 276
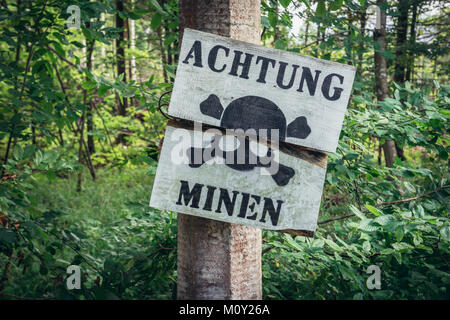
374, 0, 397, 167
394, 0, 409, 83
406, 0, 418, 82
177, 0, 262, 300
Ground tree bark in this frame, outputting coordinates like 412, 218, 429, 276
358, 9, 367, 75
272, 1, 279, 46
177, 0, 262, 300
304, 18, 309, 48
115, 0, 128, 116
374, 0, 397, 167
406, 0, 418, 82
394, 0, 409, 83
157, 24, 169, 83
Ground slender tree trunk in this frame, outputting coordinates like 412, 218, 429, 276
273, 1, 279, 46
156, 0, 169, 83
85, 28, 96, 155
76, 112, 85, 192
358, 9, 367, 75
100, 12, 106, 63
115, 0, 128, 116
87, 101, 95, 154
157, 10, 169, 83
374, 0, 397, 167
79, 40, 96, 188
394, 0, 409, 83
129, 7, 136, 83
177, 0, 262, 300
128, 1, 137, 105
393, 0, 410, 161
406, 0, 418, 82
346, 6, 353, 65
304, 18, 309, 48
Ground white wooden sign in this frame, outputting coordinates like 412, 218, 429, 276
168, 28, 356, 153
150, 121, 327, 235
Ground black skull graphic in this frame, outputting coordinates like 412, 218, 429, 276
187, 94, 311, 187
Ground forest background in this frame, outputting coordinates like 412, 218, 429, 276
0, 0, 449, 300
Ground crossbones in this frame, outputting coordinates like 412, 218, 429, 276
187, 94, 311, 187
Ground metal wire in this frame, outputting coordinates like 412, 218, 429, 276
157, 90, 173, 120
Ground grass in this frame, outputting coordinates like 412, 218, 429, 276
26, 166, 178, 299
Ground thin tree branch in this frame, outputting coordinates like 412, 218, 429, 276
318, 185, 449, 226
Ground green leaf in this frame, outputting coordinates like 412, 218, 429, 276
358, 219, 378, 232
268, 11, 278, 28
392, 242, 414, 252
315, 0, 326, 17
151, 12, 162, 30
23, 144, 36, 159
149, 0, 167, 15
349, 205, 366, 220
324, 238, 343, 252
279, 0, 291, 8
82, 80, 96, 90
98, 84, 110, 97
365, 204, 382, 216
330, 0, 344, 10
43, 150, 59, 163
343, 153, 358, 160
13, 144, 24, 160
284, 234, 302, 251
261, 16, 270, 28
395, 228, 404, 242
53, 42, 66, 58
413, 205, 425, 218
34, 150, 43, 166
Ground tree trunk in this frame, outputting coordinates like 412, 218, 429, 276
128, 0, 137, 105
157, 24, 169, 83
115, 0, 128, 116
406, 0, 418, 82
87, 100, 95, 154
128, 0, 137, 83
358, 9, 367, 75
394, 0, 409, 83
81, 40, 96, 184
346, 6, 353, 65
177, 0, 262, 300
374, 0, 397, 167
272, 1, 279, 46
304, 18, 309, 48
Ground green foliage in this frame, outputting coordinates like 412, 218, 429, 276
0, 0, 449, 300
1, 167, 177, 299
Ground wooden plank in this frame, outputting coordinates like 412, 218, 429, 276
150, 120, 327, 235
168, 28, 356, 153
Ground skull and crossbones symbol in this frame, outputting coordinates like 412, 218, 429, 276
187, 94, 311, 186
